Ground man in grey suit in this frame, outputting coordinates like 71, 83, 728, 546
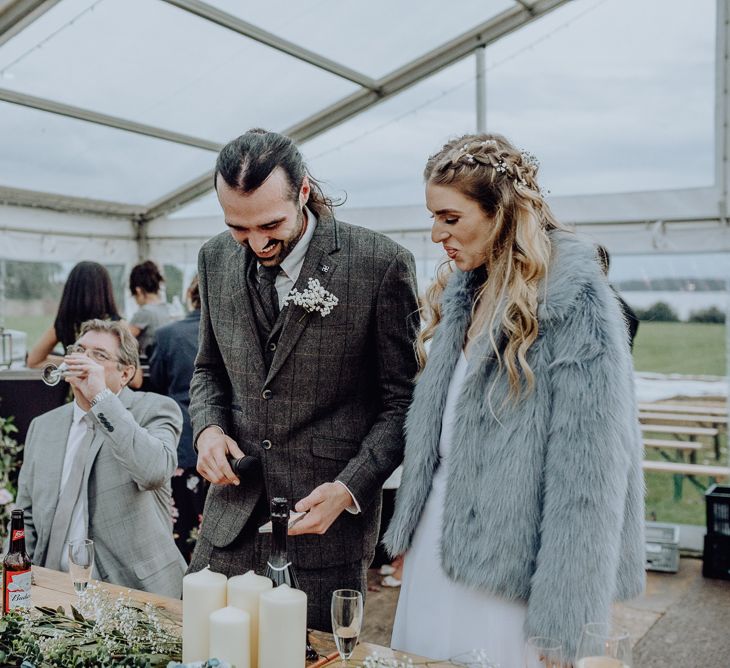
16, 319, 186, 597
189, 129, 419, 630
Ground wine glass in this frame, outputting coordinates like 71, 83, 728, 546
68, 539, 94, 594
331, 589, 363, 665
575, 623, 632, 668
526, 636, 563, 667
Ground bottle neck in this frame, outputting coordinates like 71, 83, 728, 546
8, 515, 26, 555
269, 513, 289, 567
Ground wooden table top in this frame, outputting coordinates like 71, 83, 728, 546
30, 566, 457, 667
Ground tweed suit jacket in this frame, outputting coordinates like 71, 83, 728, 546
16, 387, 187, 597
189, 212, 419, 570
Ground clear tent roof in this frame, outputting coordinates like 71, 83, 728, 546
0, 0, 717, 222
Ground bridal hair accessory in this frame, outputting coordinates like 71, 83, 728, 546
284, 278, 339, 317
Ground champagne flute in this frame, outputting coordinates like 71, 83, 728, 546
331, 589, 363, 665
526, 636, 564, 667
575, 623, 632, 668
68, 539, 94, 594
41, 361, 69, 386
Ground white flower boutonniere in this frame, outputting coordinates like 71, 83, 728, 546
284, 278, 339, 317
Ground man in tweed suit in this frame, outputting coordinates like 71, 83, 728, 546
189, 129, 419, 630
16, 320, 186, 597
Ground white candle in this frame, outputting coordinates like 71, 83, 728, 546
182, 566, 228, 662
228, 570, 272, 668
258, 584, 307, 668
210, 606, 251, 668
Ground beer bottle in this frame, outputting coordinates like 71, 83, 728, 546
2, 508, 32, 614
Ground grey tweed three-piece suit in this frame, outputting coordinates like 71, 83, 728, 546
188, 210, 419, 630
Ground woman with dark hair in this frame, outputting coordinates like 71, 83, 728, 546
27, 261, 121, 367
384, 133, 644, 664
128, 260, 173, 358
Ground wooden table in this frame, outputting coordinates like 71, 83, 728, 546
31, 567, 457, 667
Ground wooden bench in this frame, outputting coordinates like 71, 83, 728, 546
643, 438, 703, 452
642, 460, 730, 500
638, 402, 728, 416
639, 412, 727, 426
640, 423, 718, 438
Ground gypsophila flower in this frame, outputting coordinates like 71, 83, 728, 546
284, 278, 339, 317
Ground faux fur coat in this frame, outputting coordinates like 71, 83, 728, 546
383, 230, 645, 659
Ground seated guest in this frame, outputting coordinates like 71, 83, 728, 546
27, 261, 122, 368
149, 275, 205, 562
16, 319, 186, 597
127, 260, 173, 359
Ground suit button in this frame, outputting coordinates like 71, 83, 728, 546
268, 342, 277, 352
262, 389, 272, 400
262, 439, 272, 450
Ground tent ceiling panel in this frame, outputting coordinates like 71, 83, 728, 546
205, 0, 515, 79
0, 0, 359, 143
0, 101, 217, 204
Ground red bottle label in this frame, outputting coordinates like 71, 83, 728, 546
11, 530, 24, 541
4, 568, 31, 612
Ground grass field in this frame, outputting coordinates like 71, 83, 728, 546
632, 321, 726, 376
4, 314, 727, 526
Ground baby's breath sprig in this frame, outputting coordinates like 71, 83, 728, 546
284, 278, 339, 317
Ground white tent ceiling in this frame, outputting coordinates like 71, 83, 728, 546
0, 0, 728, 266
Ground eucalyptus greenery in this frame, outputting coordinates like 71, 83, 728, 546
0, 585, 182, 667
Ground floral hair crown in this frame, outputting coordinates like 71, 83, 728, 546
454, 140, 546, 194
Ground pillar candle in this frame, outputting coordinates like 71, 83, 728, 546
182, 566, 227, 662
210, 606, 251, 668
258, 584, 307, 668
228, 570, 272, 668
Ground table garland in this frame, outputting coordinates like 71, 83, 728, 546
0, 585, 181, 667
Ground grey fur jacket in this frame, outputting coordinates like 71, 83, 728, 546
384, 230, 645, 658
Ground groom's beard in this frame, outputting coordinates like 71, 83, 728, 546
252, 207, 307, 267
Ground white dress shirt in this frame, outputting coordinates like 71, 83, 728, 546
257, 207, 361, 514
57, 402, 91, 572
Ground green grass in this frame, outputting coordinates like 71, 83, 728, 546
632, 321, 726, 376
4, 314, 54, 352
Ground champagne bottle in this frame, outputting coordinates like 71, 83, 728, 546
263, 498, 318, 660
2, 509, 32, 614
264, 497, 299, 588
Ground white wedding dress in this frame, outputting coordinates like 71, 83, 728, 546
390, 351, 528, 667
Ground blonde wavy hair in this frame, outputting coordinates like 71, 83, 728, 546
419, 132, 565, 399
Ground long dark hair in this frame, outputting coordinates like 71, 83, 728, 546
54, 262, 121, 348
215, 128, 337, 218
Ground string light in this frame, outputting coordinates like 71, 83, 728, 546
0, 0, 105, 79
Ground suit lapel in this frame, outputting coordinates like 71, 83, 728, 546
264, 214, 340, 385
45, 405, 74, 508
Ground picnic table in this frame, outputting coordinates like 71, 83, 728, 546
30, 566, 458, 667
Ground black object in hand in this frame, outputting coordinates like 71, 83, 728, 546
228, 454, 262, 479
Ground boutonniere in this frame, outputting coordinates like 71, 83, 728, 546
284, 278, 339, 317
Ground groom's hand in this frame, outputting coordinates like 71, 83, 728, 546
289, 483, 353, 535
196, 426, 245, 486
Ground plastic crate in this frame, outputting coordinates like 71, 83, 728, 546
705, 484, 730, 537
645, 522, 680, 573
702, 534, 730, 580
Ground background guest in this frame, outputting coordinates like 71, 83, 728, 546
16, 319, 185, 597
149, 275, 205, 562
596, 244, 640, 350
26, 261, 121, 367
127, 260, 173, 359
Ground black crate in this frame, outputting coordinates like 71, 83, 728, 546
703, 534, 730, 580
705, 484, 730, 536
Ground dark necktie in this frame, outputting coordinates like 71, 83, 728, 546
257, 264, 281, 327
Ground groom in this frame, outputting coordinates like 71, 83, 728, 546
188, 128, 419, 630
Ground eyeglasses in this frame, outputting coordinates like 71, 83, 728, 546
66, 344, 120, 364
